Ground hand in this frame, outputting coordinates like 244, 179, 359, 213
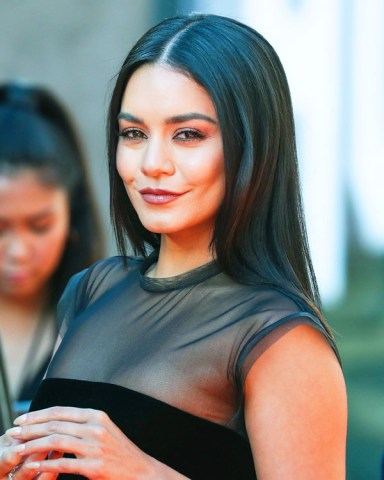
5, 406, 162, 480
0, 433, 51, 480
0, 433, 23, 478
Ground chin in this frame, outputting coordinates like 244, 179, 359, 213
144, 225, 173, 235
140, 219, 179, 235
5, 280, 46, 300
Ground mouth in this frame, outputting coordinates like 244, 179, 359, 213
138, 187, 184, 205
4, 270, 30, 282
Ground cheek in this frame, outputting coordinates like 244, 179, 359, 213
36, 221, 70, 278
203, 156, 225, 210
189, 151, 225, 193
116, 146, 136, 184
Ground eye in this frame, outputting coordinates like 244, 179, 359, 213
31, 226, 51, 234
118, 128, 147, 141
174, 129, 205, 142
29, 220, 54, 234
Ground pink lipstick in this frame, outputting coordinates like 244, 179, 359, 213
139, 188, 183, 205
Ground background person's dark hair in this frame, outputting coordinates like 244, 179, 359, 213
0, 82, 104, 305
107, 13, 330, 333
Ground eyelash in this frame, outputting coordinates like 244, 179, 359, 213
117, 128, 206, 142
175, 129, 205, 142
118, 128, 146, 140
31, 224, 52, 234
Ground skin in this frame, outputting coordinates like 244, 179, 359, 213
116, 63, 225, 277
245, 324, 347, 479
0, 170, 70, 301
0, 66, 347, 479
0, 170, 70, 398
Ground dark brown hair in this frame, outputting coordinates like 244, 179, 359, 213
0, 82, 105, 305
107, 13, 330, 333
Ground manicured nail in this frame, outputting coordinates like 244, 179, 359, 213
26, 462, 40, 469
6, 427, 21, 437
14, 414, 27, 425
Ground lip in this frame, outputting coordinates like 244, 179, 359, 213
3, 271, 30, 282
138, 187, 184, 205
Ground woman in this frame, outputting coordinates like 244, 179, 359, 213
0, 14, 347, 479
0, 83, 104, 409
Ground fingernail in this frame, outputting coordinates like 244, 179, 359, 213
26, 462, 40, 469
14, 413, 27, 425
6, 427, 21, 437
14, 443, 25, 453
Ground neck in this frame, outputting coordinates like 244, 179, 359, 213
0, 288, 49, 325
149, 231, 215, 278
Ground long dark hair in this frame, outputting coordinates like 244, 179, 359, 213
107, 13, 329, 332
0, 82, 104, 306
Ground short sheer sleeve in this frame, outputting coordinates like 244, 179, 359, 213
56, 257, 129, 339
234, 288, 340, 389
56, 269, 89, 337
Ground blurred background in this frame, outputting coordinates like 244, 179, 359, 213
0, 0, 382, 477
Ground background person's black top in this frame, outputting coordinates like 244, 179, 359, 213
31, 255, 339, 479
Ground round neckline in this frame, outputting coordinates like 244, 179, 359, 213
139, 252, 221, 292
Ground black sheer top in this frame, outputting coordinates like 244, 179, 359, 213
30, 255, 339, 479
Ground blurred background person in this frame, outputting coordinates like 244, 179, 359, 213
0, 82, 105, 415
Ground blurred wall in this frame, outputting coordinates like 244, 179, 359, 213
0, 0, 163, 254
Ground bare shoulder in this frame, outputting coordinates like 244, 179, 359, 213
244, 323, 347, 479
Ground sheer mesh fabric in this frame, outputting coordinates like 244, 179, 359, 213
45, 254, 339, 438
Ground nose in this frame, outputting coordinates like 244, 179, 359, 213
4, 231, 31, 263
140, 137, 175, 177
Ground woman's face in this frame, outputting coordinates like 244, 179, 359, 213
116, 63, 225, 244
0, 169, 70, 300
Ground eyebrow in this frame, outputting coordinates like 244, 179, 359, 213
0, 209, 55, 223
117, 112, 217, 125
28, 209, 56, 220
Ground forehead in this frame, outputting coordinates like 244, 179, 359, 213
0, 169, 53, 192
0, 170, 68, 217
120, 63, 217, 118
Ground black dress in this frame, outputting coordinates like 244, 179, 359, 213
30, 255, 339, 479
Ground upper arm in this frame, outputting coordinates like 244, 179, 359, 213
244, 323, 347, 480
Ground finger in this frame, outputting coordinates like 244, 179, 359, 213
14, 435, 90, 459
34, 451, 62, 480
6, 420, 89, 442
0, 433, 18, 447
8, 468, 43, 480
48, 451, 63, 461
0, 443, 25, 477
36, 474, 59, 480
23, 457, 95, 478
0, 433, 20, 448
7, 453, 47, 480
16, 451, 62, 480
5, 420, 112, 458
14, 407, 109, 427
34, 472, 59, 480
10, 411, 137, 457
7, 415, 115, 448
